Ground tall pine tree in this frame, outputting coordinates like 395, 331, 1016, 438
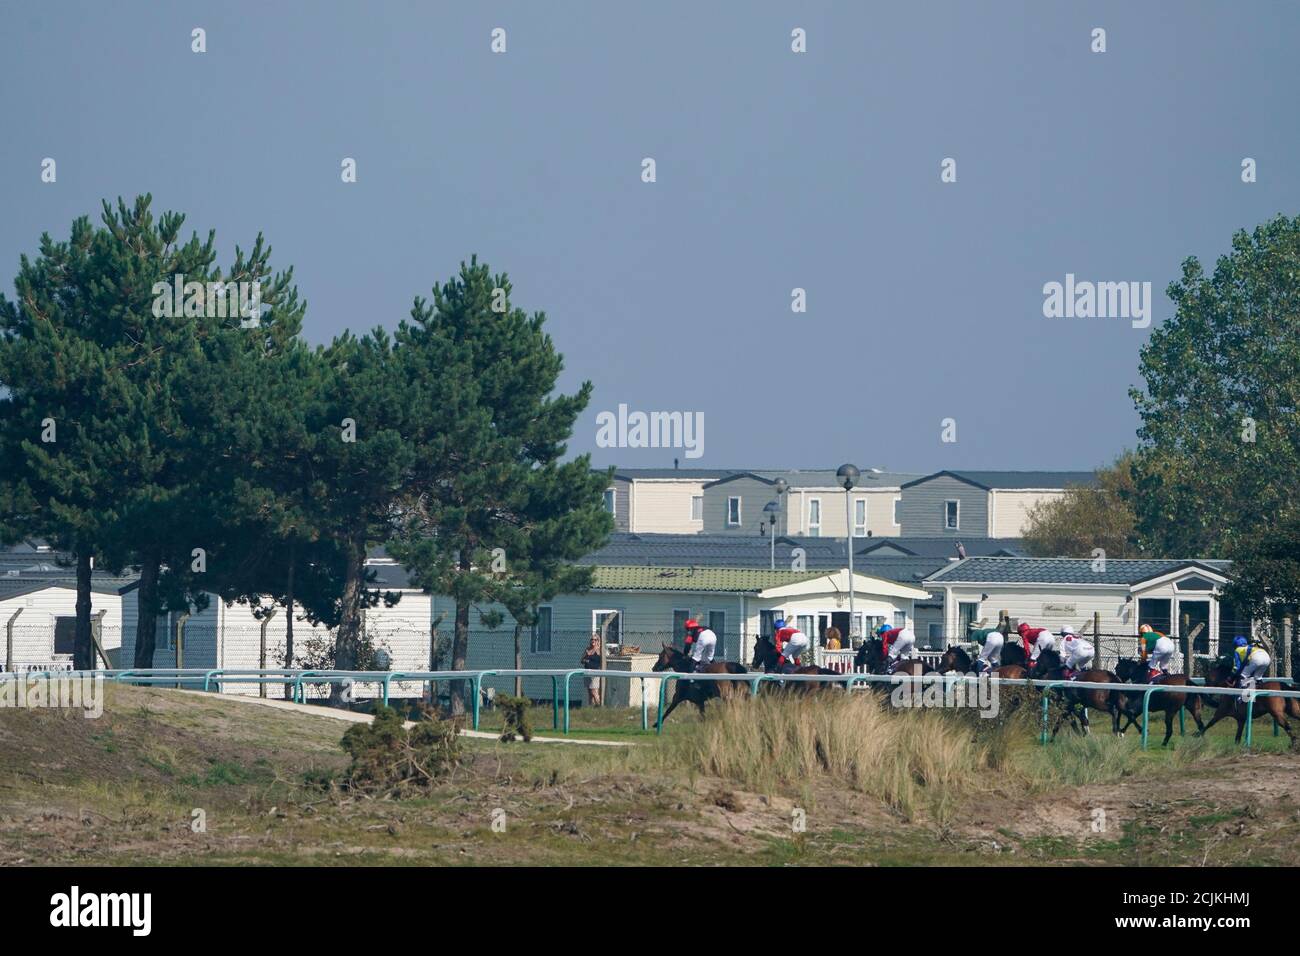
389, 258, 611, 714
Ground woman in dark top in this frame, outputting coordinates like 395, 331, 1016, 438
581, 634, 602, 705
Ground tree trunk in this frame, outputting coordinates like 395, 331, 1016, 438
448, 552, 472, 716
283, 545, 296, 701
133, 547, 162, 668
73, 549, 93, 671
449, 597, 470, 716
330, 537, 366, 706
513, 623, 523, 697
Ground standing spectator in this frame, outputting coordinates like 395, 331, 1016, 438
581, 634, 603, 706
825, 626, 842, 650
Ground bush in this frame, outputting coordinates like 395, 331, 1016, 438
496, 694, 533, 742
339, 705, 461, 796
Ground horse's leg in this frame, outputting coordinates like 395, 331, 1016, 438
660, 687, 687, 724
1196, 700, 1230, 737
1186, 694, 1207, 733
1162, 709, 1175, 747
1051, 703, 1072, 742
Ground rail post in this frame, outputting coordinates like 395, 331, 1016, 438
1140, 687, 1158, 749
1040, 681, 1066, 744
641, 677, 649, 731
656, 674, 669, 735
472, 671, 496, 731
1244, 691, 1256, 749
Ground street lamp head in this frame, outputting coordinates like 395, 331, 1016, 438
763, 500, 779, 524
836, 463, 860, 491
774, 478, 788, 495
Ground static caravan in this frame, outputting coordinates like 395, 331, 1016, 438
459, 565, 931, 700
924, 557, 1244, 669
119, 555, 432, 698
0, 574, 132, 671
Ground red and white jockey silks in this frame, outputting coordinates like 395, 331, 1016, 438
775, 625, 809, 664
1017, 624, 1053, 659
881, 627, 916, 661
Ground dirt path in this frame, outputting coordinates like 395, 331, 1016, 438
173, 689, 635, 747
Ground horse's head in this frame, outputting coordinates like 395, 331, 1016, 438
751, 635, 776, 670
937, 645, 969, 674
855, 638, 884, 671
1034, 647, 1063, 674
1114, 657, 1143, 683
1206, 656, 1235, 686
652, 643, 680, 672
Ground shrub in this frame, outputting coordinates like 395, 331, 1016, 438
496, 694, 533, 742
339, 705, 461, 796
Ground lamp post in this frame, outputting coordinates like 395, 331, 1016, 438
773, 477, 788, 535
763, 500, 780, 570
837, 464, 860, 638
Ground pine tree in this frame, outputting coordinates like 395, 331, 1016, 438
389, 258, 612, 714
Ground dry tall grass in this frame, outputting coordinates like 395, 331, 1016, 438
654, 692, 1028, 822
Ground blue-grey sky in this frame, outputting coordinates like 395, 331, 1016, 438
3, 1, 1297, 472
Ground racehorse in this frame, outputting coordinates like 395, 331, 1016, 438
1033, 648, 1127, 739
854, 637, 933, 676
1000, 641, 1028, 668
936, 644, 1029, 681
1194, 656, 1298, 747
749, 635, 839, 693
651, 644, 749, 723
1111, 657, 1210, 745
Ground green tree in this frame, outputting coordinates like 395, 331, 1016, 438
389, 258, 612, 715
96, 199, 306, 667
1131, 214, 1300, 559
1131, 214, 1300, 635
0, 205, 176, 667
1022, 452, 1146, 558
309, 330, 414, 700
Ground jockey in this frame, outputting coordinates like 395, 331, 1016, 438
878, 623, 917, 671
967, 624, 1004, 673
1138, 624, 1176, 680
683, 618, 717, 671
1018, 622, 1055, 665
774, 619, 809, 669
1060, 626, 1094, 678
1231, 635, 1270, 696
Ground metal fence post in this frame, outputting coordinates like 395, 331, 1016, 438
5, 609, 22, 673
1180, 612, 1191, 677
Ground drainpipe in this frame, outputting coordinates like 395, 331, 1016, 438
259, 608, 278, 698
5, 608, 22, 672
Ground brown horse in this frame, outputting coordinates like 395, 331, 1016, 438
936, 644, 1029, 681
652, 644, 748, 723
749, 635, 839, 693
1032, 651, 1132, 739
854, 637, 933, 676
1111, 657, 1208, 745
1194, 658, 1298, 747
